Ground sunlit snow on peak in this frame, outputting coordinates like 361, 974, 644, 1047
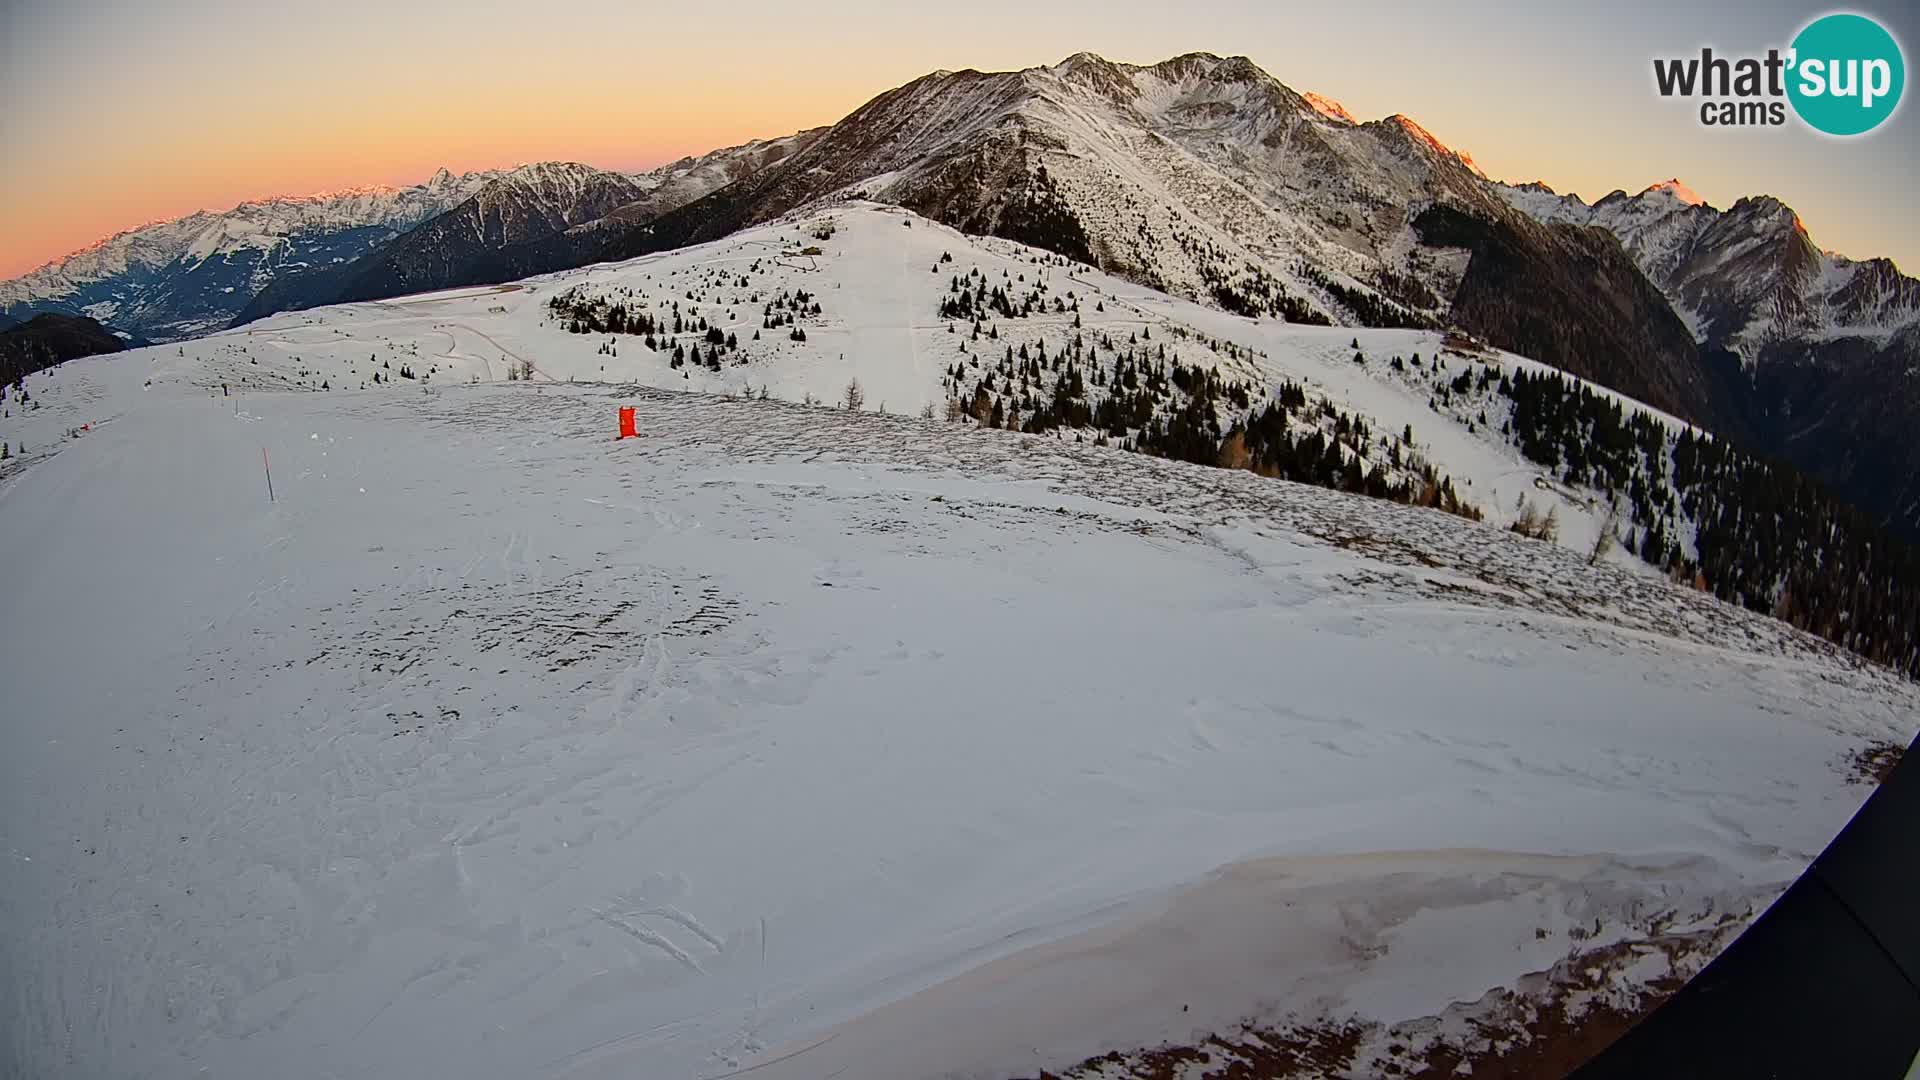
1302, 91, 1357, 125
1642, 178, 1706, 206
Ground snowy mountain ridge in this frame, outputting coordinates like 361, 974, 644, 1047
0, 168, 505, 340
0, 137, 818, 343
330, 163, 655, 298
227, 137, 828, 329
11, 49, 1916, 364
552, 54, 1506, 391
1496, 177, 1920, 357
466, 162, 647, 228
605, 128, 827, 228
1300, 91, 1358, 125
1, 167, 499, 299
7, 50, 1920, 1080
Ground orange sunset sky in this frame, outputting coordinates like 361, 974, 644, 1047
3, 0, 1916, 280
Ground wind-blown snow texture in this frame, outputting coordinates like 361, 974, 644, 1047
3, 206, 1914, 1080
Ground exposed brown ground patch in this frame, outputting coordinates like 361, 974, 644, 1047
1848, 740, 1906, 786
1027, 916, 1739, 1080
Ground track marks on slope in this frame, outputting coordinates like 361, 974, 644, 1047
296, 569, 745, 691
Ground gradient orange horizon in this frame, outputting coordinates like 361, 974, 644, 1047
4, 0, 1916, 281
0, 127, 812, 279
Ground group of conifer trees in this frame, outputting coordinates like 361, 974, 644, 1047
1498, 366, 1919, 677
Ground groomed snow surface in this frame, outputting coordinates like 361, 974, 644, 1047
3, 206, 1916, 1080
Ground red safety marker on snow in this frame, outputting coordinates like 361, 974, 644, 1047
617, 407, 637, 440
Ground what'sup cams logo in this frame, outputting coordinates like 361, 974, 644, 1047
1654, 12, 1905, 135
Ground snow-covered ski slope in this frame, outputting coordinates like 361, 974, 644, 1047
2, 204, 1915, 1079
4, 204, 1704, 563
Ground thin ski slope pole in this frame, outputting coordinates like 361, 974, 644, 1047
263, 447, 275, 503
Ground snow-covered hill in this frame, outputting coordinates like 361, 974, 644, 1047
28, 198, 1897, 678
4, 204, 1681, 560
2, 203, 1914, 1079
0, 203, 1777, 583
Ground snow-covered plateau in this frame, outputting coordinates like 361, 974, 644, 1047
2, 205, 1913, 1080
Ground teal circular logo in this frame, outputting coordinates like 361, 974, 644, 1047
1788, 13, 1905, 135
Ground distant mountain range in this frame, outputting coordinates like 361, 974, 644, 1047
5, 51, 1919, 536
0, 134, 823, 343
228, 161, 652, 323
0, 169, 502, 340
1498, 178, 1920, 534
229, 131, 823, 323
